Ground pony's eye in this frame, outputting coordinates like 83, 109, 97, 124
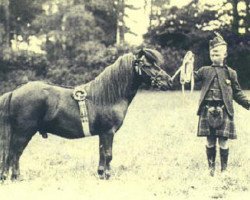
143, 65, 151, 69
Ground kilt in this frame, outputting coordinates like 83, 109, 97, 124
197, 106, 236, 139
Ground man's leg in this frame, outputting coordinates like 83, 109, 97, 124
206, 135, 217, 176
218, 137, 229, 172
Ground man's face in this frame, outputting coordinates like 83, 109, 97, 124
209, 45, 227, 65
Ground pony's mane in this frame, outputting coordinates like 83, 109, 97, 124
86, 53, 135, 105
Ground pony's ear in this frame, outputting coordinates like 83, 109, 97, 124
135, 48, 144, 59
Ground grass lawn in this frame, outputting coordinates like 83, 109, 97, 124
0, 90, 250, 200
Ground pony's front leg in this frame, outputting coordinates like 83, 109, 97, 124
98, 132, 114, 180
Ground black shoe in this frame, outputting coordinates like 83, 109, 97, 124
206, 146, 216, 176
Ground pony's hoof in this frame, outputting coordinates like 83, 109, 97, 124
98, 166, 105, 179
98, 173, 105, 180
97, 167, 111, 180
0, 172, 8, 182
98, 172, 111, 180
0, 175, 7, 182
11, 174, 23, 181
209, 168, 215, 177
104, 171, 111, 180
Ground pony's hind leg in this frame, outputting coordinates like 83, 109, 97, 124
0, 156, 10, 181
0, 140, 11, 181
8, 133, 33, 181
0, 92, 12, 181
98, 132, 114, 180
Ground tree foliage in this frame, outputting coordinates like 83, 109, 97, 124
144, 0, 250, 89
0, 0, 135, 93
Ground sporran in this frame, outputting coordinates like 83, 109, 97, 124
206, 105, 224, 128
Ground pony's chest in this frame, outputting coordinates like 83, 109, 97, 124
90, 101, 129, 133
100, 101, 128, 122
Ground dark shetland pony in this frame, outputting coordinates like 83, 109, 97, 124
0, 49, 172, 181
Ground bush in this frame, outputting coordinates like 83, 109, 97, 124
0, 48, 49, 94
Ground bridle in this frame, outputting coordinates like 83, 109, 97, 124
133, 56, 166, 88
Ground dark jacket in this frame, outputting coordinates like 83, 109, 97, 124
194, 65, 249, 117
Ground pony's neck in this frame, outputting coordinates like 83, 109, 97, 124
125, 71, 141, 104
88, 54, 141, 105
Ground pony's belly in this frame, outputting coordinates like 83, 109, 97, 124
45, 128, 84, 139
42, 89, 86, 139
43, 110, 85, 139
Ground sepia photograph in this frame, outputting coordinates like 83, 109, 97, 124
0, 0, 250, 199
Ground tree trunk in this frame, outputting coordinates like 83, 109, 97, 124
149, 0, 153, 29
243, 0, 250, 33
120, 0, 125, 44
116, 0, 125, 45
231, 0, 240, 34
3, 0, 10, 48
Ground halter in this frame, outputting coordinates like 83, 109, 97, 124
133, 56, 165, 88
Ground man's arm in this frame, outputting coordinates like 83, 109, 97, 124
193, 67, 203, 83
231, 70, 250, 110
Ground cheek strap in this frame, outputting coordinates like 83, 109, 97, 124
135, 65, 142, 75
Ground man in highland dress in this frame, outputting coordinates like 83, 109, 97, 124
193, 32, 250, 176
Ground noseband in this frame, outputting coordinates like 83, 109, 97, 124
133, 58, 165, 88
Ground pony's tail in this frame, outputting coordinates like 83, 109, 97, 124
0, 92, 12, 179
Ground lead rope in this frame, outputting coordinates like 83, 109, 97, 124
171, 51, 195, 95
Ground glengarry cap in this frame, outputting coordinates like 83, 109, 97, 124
209, 32, 227, 50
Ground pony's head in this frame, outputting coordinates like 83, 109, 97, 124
134, 48, 172, 90
88, 49, 172, 105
